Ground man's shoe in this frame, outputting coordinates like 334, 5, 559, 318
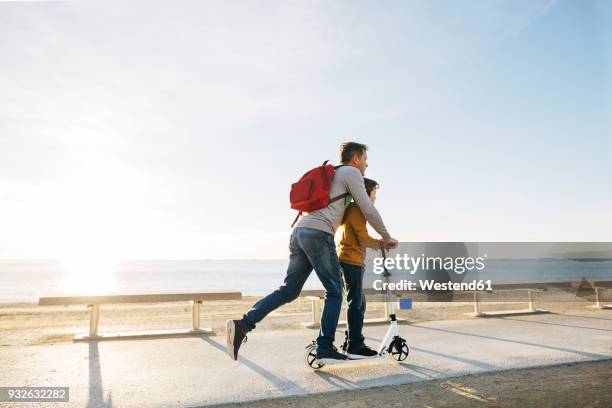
315, 347, 348, 365
346, 344, 379, 360
226, 319, 247, 361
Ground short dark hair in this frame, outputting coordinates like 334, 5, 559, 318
364, 178, 378, 196
339, 142, 368, 164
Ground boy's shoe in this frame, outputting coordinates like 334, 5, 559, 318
226, 319, 247, 361
347, 344, 379, 360
315, 347, 348, 365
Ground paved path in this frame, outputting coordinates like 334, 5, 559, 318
1, 311, 611, 407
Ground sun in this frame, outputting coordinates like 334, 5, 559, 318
59, 253, 118, 295
57, 234, 119, 295
49, 158, 133, 295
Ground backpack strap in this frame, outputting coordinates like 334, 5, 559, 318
290, 193, 348, 228
330, 164, 349, 204
329, 192, 349, 204
322, 161, 347, 202
320, 160, 330, 187
291, 211, 302, 228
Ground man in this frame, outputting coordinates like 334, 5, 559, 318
226, 142, 398, 364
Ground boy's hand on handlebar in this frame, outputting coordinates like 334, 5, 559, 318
382, 237, 398, 249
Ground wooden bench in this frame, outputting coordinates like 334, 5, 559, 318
471, 288, 548, 317
593, 281, 612, 309
299, 289, 406, 328
38, 291, 242, 341
470, 281, 574, 317
470, 281, 592, 317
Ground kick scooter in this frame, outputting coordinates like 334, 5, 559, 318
304, 247, 409, 369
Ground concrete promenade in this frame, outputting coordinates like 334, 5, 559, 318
1, 310, 611, 407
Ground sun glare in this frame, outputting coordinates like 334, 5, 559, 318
59, 254, 118, 295
50, 158, 134, 295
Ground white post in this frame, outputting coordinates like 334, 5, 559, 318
527, 290, 534, 312
88, 304, 100, 337
595, 287, 601, 308
312, 298, 322, 326
473, 292, 481, 316
192, 300, 201, 330
384, 298, 391, 321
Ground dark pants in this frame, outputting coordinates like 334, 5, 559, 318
340, 262, 366, 348
242, 227, 343, 352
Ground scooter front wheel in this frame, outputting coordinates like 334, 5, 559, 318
305, 342, 324, 369
389, 340, 409, 362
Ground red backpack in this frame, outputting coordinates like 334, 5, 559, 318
289, 160, 349, 227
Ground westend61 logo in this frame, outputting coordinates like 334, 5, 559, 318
370, 252, 492, 292
373, 253, 488, 275
366, 242, 612, 297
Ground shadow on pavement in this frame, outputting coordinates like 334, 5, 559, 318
409, 323, 610, 359
500, 316, 612, 332
199, 336, 307, 395
87, 342, 113, 408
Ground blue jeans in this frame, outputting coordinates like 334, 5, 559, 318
340, 262, 366, 348
242, 227, 343, 352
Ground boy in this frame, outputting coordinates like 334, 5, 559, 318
338, 178, 382, 359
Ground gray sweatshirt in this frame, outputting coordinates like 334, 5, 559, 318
296, 165, 391, 240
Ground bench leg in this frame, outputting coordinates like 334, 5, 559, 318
311, 298, 321, 326
473, 292, 482, 316
191, 300, 202, 330
88, 304, 100, 337
384, 299, 391, 321
527, 290, 534, 312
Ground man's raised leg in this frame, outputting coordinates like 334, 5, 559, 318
226, 229, 312, 360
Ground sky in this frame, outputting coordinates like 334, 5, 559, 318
1, 0, 611, 260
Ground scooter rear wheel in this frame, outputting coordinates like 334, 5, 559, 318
305, 342, 324, 369
389, 340, 409, 362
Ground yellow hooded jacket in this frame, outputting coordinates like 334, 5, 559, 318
337, 203, 381, 267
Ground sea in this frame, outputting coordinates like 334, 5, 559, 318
0, 260, 318, 303
0, 259, 611, 303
